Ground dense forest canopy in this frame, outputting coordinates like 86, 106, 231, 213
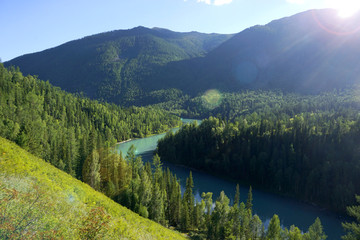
150, 88, 360, 119
0, 63, 181, 180
2, 61, 360, 239
0, 64, 335, 239
157, 89, 360, 213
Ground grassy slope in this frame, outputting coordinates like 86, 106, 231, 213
0, 137, 187, 240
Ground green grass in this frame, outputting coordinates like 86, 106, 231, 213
0, 137, 188, 239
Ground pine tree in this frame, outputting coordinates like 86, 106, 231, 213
246, 186, 253, 211
183, 171, 195, 229
117, 152, 129, 191
210, 191, 230, 240
230, 194, 241, 238
239, 202, 251, 239
234, 184, 240, 207
139, 169, 152, 208
82, 149, 101, 191
181, 199, 190, 231
304, 217, 327, 240
285, 225, 303, 240
342, 195, 360, 240
266, 214, 281, 240
250, 215, 263, 239
150, 182, 165, 224
77, 135, 88, 180
169, 176, 181, 226
152, 154, 163, 184
126, 145, 142, 178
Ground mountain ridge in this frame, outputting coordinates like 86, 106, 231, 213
5, 9, 360, 105
5, 26, 233, 104
150, 8, 360, 94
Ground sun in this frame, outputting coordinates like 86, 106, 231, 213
326, 0, 360, 18
338, 5, 360, 18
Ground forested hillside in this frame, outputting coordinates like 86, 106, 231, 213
150, 9, 360, 95
157, 90, 360, 213
1, 134, 335, 240
0, 64, 181, 181
0, 64, 341, 239
0, 137, 188, 239
5, 9, 360, 106
109, 146, 330, 240
5, 27, 232, 105
150, 89, 360, 119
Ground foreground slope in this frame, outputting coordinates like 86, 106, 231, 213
0, 137, 187, 239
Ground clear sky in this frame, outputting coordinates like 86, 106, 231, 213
1, 0, 358, 61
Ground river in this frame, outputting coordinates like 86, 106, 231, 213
115, 119, 345, 239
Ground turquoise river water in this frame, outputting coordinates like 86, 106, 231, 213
115, 119, 345, 239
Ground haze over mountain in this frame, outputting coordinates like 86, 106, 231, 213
5, 9, 360, 105
195, 8, 360, 93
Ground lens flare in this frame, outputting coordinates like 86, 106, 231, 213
325, 0, 360, 18
201, 89, 222, 110
338, 8, 359, 18
68, 194, 75, 203
311, 9, 360, 35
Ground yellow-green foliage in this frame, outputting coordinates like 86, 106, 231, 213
0, 137, 188, 240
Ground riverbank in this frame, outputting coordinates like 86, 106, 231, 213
115, 118, 199, 146
116, 139, 133, 145
114, 119, 344, 240
115, 124, 182, 146
169, 160, 348, 216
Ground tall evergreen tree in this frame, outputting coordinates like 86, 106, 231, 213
266, 214, 281, 240
342, 196, 360, 240
230, 186, 241, 238
304, 217, 327, 240
202, 191, 213, 233
183, 171, 195, 229
181, 199, 190, 231
246, 186, 253, 211
152, 154, 163, 184
285, 225, 303, 240
234, 184, 240, 207
139, 169, 152, 209
150, 182, 165, 224
82, 149, 101, 191
209, 191, 230, 240
169, 178, 181, 226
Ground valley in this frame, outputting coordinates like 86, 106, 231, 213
1, 6, 360, 240
116, 120, 345, 239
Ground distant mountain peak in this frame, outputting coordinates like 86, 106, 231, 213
5, 9, 360, 104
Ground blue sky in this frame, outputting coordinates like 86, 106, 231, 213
0, 0, 354, 61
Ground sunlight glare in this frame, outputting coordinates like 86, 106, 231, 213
326, 0, 360, 18
201, 89, 222, 110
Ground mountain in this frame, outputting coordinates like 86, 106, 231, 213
5, 9, 360, 105
0, 136, 187, 239
152, 9, 360, 94
199, 8, 360, 93
5, 27, 232, 105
